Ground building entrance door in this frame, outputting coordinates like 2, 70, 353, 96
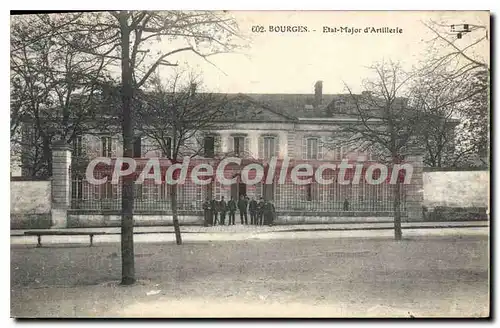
230, 175, 247, 200
238, 183, 247, 199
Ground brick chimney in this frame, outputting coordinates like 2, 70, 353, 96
314, 80, 323, 106
190, 82, 197, 96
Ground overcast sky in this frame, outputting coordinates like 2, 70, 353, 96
157, 11, 489, 95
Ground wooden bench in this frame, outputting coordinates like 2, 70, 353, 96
23, 231, 108, 247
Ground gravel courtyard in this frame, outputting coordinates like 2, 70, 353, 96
11, 234, 489, 318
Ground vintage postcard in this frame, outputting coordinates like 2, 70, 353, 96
10, 10, 490, 318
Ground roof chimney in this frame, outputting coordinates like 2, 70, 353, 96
314, 81, 323, 106
190, 82, 197, 96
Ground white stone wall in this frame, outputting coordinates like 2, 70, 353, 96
423, 171, 489, 208
11, 181, 51, 214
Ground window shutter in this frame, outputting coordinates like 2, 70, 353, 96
256, 182, 262, 197
99, 137, 105, 156
317, 137, 324, 160
228, 136, 234, 154
244, 136, 250, 156
111, 137, 118, 157
274, 137, 280, 158
83, 181, 90, 200
86, 135, 97, 157
302, 137, 308, 159
258, 136, 264, 159
196, 185, 203, 203
115, 135, 123, 157
141, 137, 148, 157
215, 135, 221, 156
337, 146, 343, 160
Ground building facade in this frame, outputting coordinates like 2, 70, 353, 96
66, 81, 424, 225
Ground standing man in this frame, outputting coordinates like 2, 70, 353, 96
343, 198, 350, 212
228, 196, 237, 225
219, 196, 227, 225
238, 194, 248, 225
257, 197, 265, 225
262, 199, 271, 225
249, 197, 258, 225
268, 200, 276, 226
202, 197, 212, 227
211, 197, 219, 226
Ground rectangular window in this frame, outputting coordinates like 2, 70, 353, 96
204, 136, 215, 158
263, 182, 275, 201
162, 137, 172, 158
335, 147, 343, 161
135, 184, 143, 199
233, 136, 245, 155
73, 136, 83, 157
133, 137, 142, 158
305, 183, 319, 201
143, 182, 159, 200
71, 176, 83, 200
160, 184, 170, 200
263, 137, 275, 159
100, 181, 113, 199
306, 184, 313, 201
306, 138, 319, 160
101, 136, 112, 157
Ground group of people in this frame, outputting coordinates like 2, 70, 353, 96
202, 195, 276, 227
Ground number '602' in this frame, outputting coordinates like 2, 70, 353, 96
251, 25, 265, 33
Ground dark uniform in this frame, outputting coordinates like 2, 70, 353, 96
238, 195, 248, 225
219, 196, 227, 225
343, 198, 350, 211
211, 198, 219, 226
202, 198, 212, 226
228, 197, 237, 225
263, 201, 276, 226
257, 197, 265, 225
249, 198, 258, 225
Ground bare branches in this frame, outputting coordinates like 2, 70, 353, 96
10, 14, 116, 176
139, 71, 227, 161
413, 26, 489, 168
136, 47, 192, 88
327, 61, 424, 164
422, 20, 489, 76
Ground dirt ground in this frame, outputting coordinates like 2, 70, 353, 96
10, 235, 489, 318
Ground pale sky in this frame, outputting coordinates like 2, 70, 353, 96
159, 11, 489, 94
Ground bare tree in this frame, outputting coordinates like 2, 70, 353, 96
139, 72, 228, 244
39, 11, 241, 284
410, 64, 468, 167
10, 14, 112, 177
422, 20, 489, 78
417, 19, 489, 167
327, 61, 425, 240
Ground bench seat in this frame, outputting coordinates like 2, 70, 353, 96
24, 231, 108, 247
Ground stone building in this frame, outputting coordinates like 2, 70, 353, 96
64, 81, 424, 226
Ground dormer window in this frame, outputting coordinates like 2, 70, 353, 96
336, 100, 347, 113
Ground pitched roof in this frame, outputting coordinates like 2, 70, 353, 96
240, 93, 360, 119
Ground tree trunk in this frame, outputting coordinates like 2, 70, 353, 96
119, 15, 135, 285
170, 184, 183, 245
393, 176, 403, 241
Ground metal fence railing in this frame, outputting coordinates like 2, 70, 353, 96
70, 167, 408, 214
